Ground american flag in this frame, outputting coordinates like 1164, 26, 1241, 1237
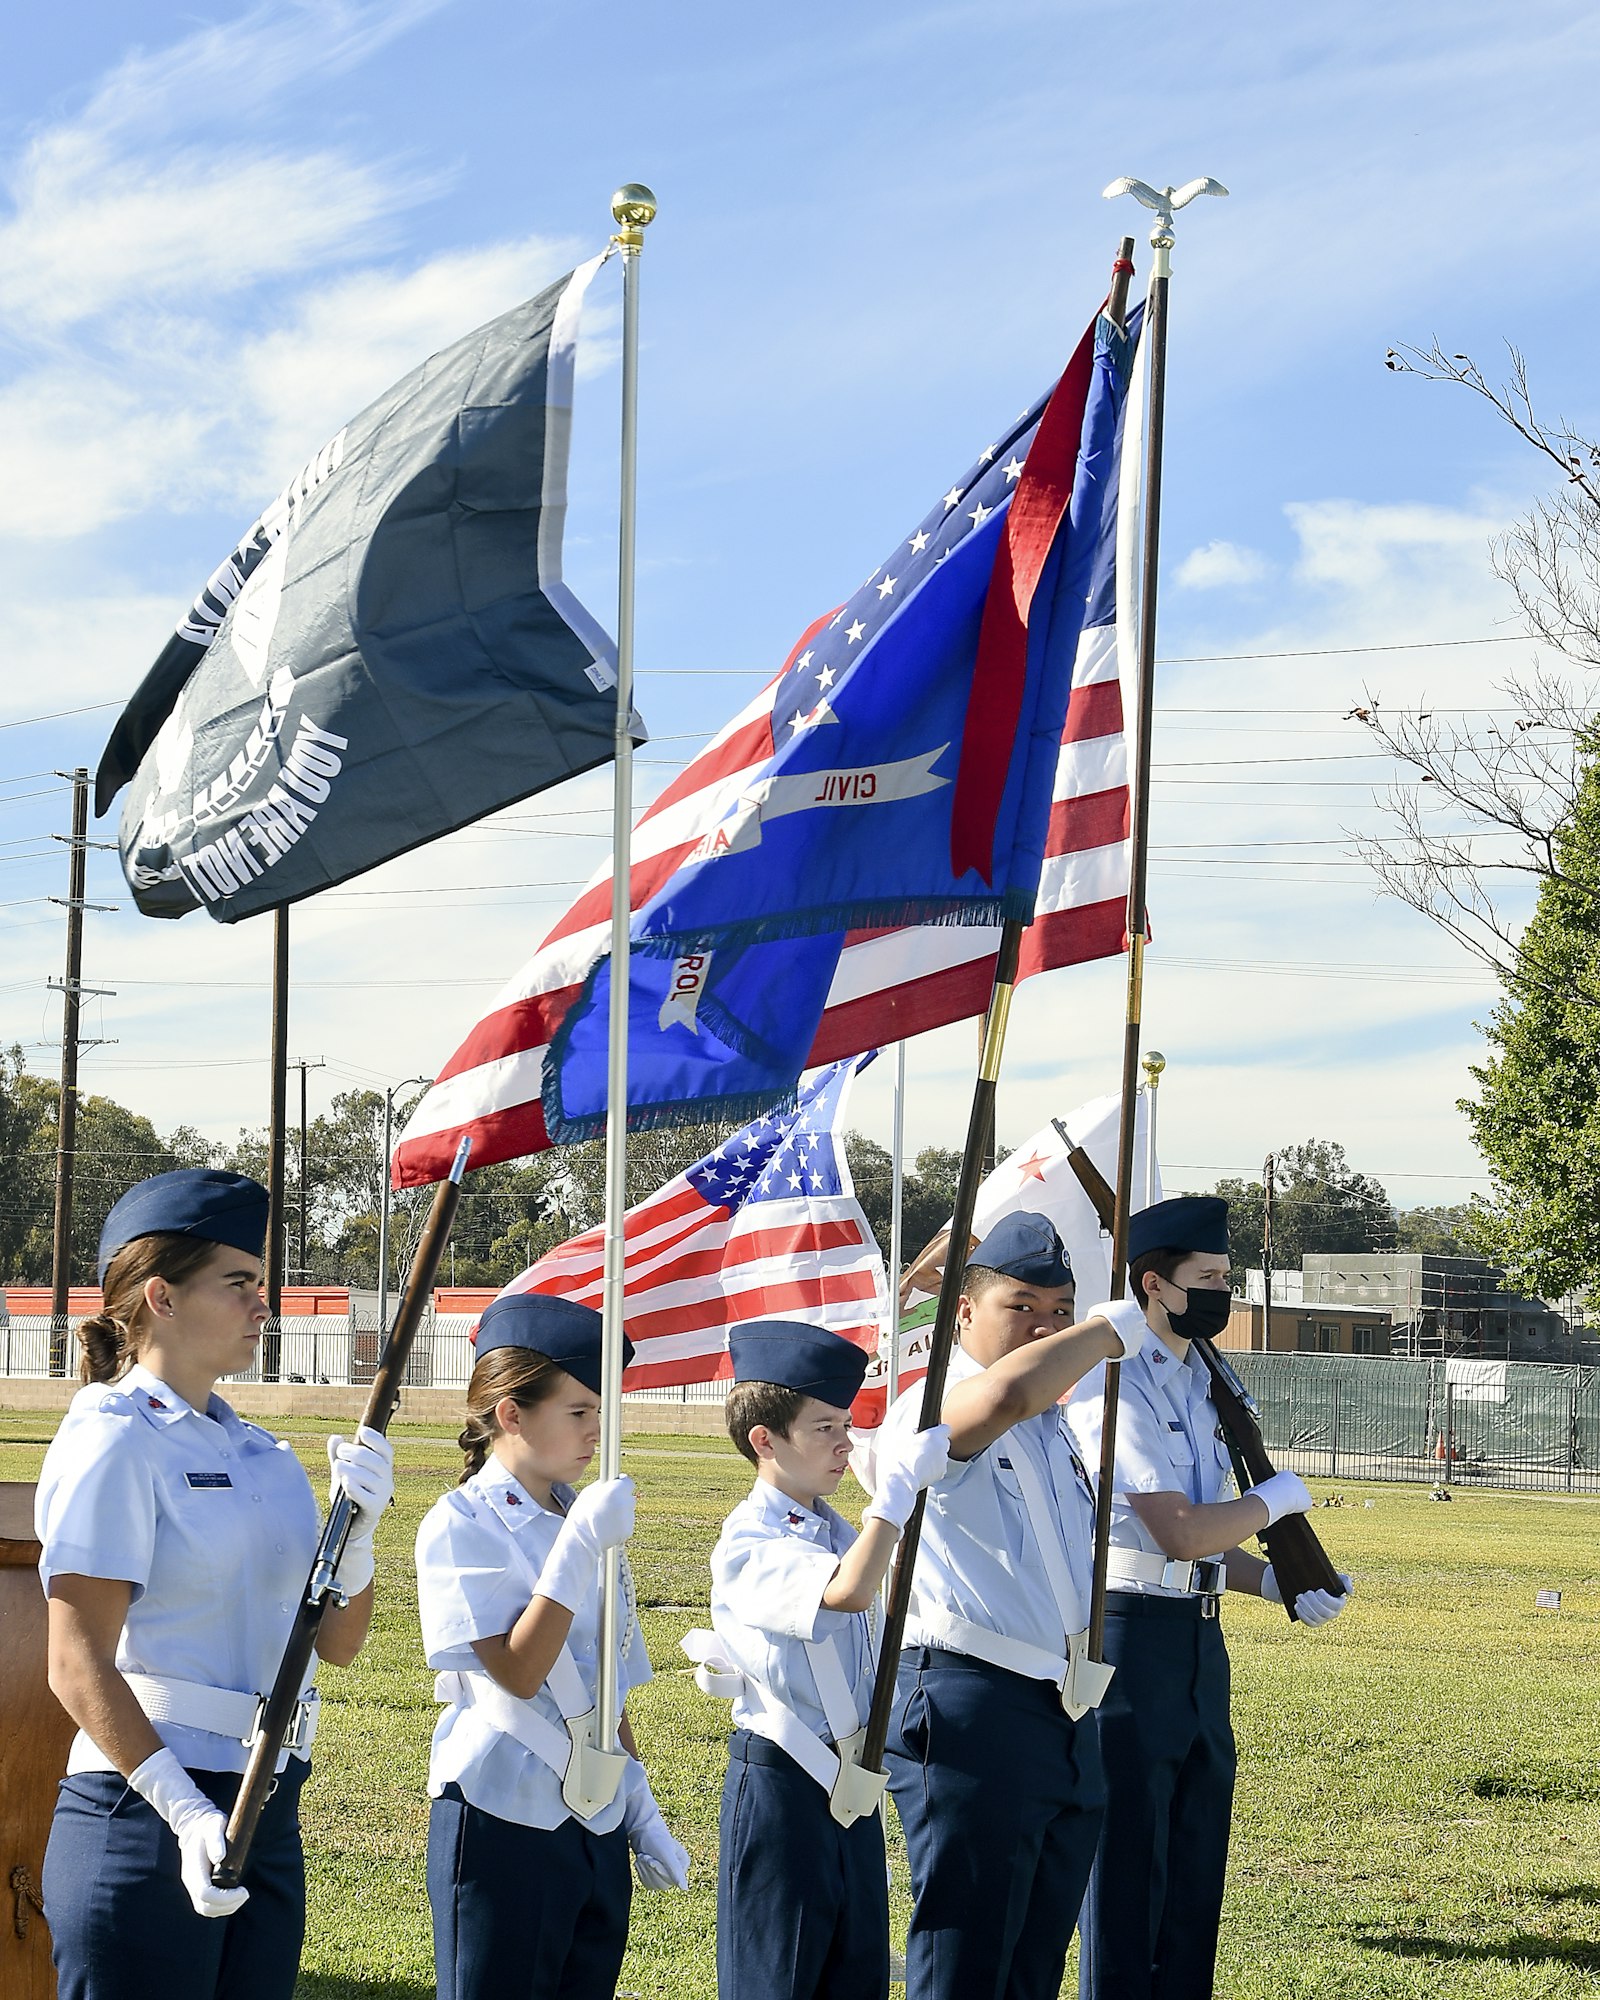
488, 1057, 887, 1388
395, 318, 1138, 1187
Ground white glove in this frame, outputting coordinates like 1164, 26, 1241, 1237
1246, 1468, 1312, 1526
621, 1759, 690, 1890
327, 1424, 396, 1595
1084, 1297, 1155, 1365
1262, 1567, 1353, 1626
863, 1423, 951, 1530
128, 1747, 249, 1919
536, 1476, 636, 1613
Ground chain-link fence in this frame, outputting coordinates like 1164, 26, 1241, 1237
8, 1318, 1600, 1475
0, 1310, 729, 1404
1231, 1351, 1600, 1493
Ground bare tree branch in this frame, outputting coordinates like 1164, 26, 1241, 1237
1356, 345, 1600, 999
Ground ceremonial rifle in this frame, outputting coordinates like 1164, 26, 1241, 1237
1062, 1141, 1347, 1620
213, 1134, 472, 1887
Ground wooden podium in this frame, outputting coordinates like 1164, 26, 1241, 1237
1, 1484, 74, 2000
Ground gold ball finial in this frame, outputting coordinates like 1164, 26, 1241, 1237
1142, 1050, 1166, 1084
611, 182, 658, 232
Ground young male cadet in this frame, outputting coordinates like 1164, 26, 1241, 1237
686, 1319, 949, 2000
876, 1211, 1157, 2000
1065, 1193, 1352, 2000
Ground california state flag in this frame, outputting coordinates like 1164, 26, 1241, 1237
850, 1091, 1161, 1427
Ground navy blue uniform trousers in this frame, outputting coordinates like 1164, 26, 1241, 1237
886, 1646, 1105, 2000
427, 1783, 632, 2000
43, 1759, 309, 2000
1077, 1595, 1236, 2000
717, 1729, 888, 2000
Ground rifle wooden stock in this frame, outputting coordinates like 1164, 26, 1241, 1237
1063, 1145, 1346, 1620
213, 1138, 470, 1888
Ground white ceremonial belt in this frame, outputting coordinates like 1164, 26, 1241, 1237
903, 1610, 1113, 1720
445, 1489, 630, 1821
1105, 1551, 1225, 1595
679, 1630, 887, 1829
435, 1656, 627, 1824
123, 1672, 320, 1756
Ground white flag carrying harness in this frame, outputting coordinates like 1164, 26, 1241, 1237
903, 1419, 1114, 1721
680, 1608, 889, 1829
433, 1491, 637, 1822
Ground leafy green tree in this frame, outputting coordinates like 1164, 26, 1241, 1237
843, 1135, 972, 1272
1393, 1203, 1478, 1257
1462, 752, 1600, 1294
1211, 1139, 1395, 1283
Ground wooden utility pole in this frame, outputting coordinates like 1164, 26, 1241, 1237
294, 1057, 326, 1283
48, 770, 115, 1372
1262, 1152, 1276, 1351
263, 910, 289, 1380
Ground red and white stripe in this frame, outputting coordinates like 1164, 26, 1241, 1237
490, 1134, 886, 1391
394, 609, 1127, 1186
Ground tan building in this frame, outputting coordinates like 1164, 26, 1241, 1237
1218, 1300, 1393, 1355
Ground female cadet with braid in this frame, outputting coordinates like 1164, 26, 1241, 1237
415, 1291, 689, 2000
35, 1169, 394, 2000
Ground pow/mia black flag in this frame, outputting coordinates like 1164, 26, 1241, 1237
97, 255, 640, 922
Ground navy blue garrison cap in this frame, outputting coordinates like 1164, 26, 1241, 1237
1127, 1194, 1230, 1262
967, 1210, 1073, 1289
474, 1292, 634, 1394
98, 1169, 269, 1284
728, 1319, 870, 1409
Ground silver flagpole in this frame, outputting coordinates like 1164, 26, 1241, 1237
597, 181, 656, 1754
887, 1041, 907, 1401
1087, 174, 1226, 1669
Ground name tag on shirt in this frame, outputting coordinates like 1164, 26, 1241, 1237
1168, 1420, 1185, 1432
185, 1471, 233, 1489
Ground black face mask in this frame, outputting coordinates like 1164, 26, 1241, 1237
1162, 1285, 1232, 1341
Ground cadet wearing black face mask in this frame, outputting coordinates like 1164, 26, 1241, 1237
1064, 1196, 1351, 2000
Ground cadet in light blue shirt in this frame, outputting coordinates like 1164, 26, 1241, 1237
36, 1170, 393, 2000
1065, 1194, 1351, 2000
690, 1317, 948, 2000
878, 1211, 1150, 2000
415, 1291, 689, 2000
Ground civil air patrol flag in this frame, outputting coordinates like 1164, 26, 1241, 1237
544, 300, 1141, 1140
96, 256, 639, 922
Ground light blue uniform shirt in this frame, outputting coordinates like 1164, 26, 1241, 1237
35, 1362, 322, 1776
1065, 1342, 1234, 1592
711, 1478, 873, 1745
883, 1343, 1097, 1662
415, 1464, 652, 1832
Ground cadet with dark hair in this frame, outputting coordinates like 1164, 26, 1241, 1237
1066, 1194, 1352, 2000
35, 1170, 393, 2000
876, 1211, 1154, 2000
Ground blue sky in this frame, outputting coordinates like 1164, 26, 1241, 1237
3, 0, 1597, 1215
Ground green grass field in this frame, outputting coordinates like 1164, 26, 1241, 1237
5, 1412, 1600, 1998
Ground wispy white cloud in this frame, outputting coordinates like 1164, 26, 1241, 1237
1285, 498, 1507, 595
1176, 539, 1270, 590
0, 0, 605, 547
0, 1, 448, 331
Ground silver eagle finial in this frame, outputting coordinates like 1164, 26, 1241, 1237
1103, 176, 1228, 247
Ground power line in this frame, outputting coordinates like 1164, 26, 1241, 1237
0, 700, 120, 733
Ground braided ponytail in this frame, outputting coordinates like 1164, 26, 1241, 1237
458, 1346, 566, 1483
